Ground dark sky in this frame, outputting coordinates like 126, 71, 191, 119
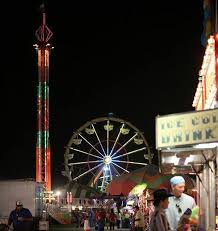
0, 1, 205, 188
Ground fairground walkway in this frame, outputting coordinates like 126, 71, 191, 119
49, 226, 130, 231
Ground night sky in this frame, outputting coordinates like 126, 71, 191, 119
1, 1, 205, 188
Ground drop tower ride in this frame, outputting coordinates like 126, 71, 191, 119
34, 6, 53, 192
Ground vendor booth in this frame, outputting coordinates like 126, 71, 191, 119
107, 165, 196, 230
156, 108, 218, 230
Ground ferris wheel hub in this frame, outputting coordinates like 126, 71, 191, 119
104, 155, 112, 165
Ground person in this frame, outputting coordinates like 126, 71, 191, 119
96, 209, 105, 231
124, 209, 131, 228
165, 176, 196, 231
84, 214, 91, 231
8, 201, 33, 231
89, 208, 95, 227
134, 205, 145, 231
149, 189, 173, 231
116, 209, 122, 229
75, 209, 80, 228
108, 209, 116, 230
105, 210, 110, 229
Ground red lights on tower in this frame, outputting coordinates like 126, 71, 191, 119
35, 5, 53, 192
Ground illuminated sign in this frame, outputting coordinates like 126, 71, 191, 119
156, 108, 218, 149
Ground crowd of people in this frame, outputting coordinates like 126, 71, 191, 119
70, 207, 131, 230
80, 176, 200, 231
68, 175, 200, 231
5, 175, 202, 231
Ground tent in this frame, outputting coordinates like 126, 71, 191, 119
106, 165, 195, 196
66, 181, 101, 198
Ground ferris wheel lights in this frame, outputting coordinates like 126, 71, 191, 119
144, 153, 154, 159
120, 127, 130, 135
72, 138, 82, 145
134, 138, 144, 145
144, 154, 149, 160
85, 128, 95, 134
104, 124, 113, 131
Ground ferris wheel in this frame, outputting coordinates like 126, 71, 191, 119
62, 116, 152, 191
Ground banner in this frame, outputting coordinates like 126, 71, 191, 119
156, 109, 218, 149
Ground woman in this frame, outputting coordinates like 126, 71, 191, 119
149, 189, 173, 231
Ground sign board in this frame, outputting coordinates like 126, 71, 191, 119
156, 108, 218, 149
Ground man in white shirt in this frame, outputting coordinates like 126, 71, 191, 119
165, 176, 196, 231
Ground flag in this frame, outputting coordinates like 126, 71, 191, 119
201, 0, 215, 46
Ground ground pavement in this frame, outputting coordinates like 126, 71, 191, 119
49, 226, 130, 231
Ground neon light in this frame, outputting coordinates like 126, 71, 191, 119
193, 35, 217, 110
35, 9, 53, 192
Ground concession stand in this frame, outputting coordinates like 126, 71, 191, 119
156, 108, 218, 230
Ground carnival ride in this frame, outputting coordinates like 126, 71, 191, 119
62, 116, 152, 191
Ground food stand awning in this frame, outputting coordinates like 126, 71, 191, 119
106, 165, 195, 196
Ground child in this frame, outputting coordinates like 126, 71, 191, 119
149, 189, 173, 231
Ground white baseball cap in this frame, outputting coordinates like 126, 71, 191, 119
16, 200, 23, 206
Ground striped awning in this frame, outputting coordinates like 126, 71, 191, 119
106, 165, 196, 196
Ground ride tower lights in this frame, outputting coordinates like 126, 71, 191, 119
34, 6, 53, 193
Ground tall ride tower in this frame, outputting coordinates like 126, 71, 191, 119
35, 6, 53, 192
